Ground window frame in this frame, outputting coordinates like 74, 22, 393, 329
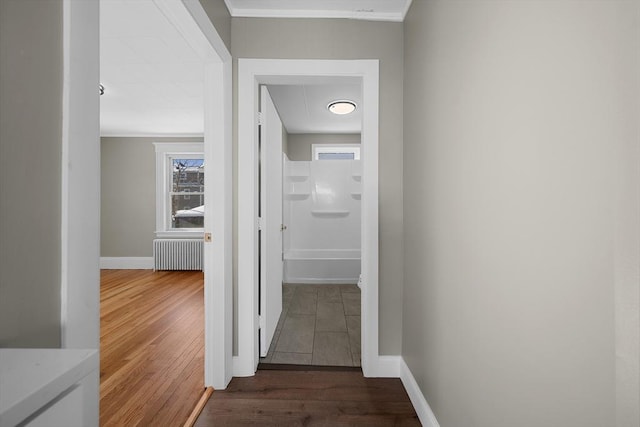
153, 142, 204, 238
312, 143, 361, 160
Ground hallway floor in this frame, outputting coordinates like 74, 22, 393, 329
194, 368, 420, 426
261, 283, 361, 367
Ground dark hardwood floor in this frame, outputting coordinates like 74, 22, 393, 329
194, 368, 420, 426
100, 269, 204, 427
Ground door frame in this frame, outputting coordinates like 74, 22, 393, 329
151, 0, 233, 389
236, 59, 384, 377
62, 0, 234, 391
61, 0, 100, 350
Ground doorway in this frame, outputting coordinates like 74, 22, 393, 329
96, 0, 231, 399
237, 59, 382, 377
258, 83, 363, 367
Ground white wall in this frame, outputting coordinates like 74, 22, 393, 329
403, 1, 639, 426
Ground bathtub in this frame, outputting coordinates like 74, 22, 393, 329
283, 249, 361, 284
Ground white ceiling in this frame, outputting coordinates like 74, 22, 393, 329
100, 0, 205, 136
225, 0, 412, 22
268, 84, 362, 134
100, 0, 381, 136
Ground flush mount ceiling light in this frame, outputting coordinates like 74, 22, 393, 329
327, 100, 356, 115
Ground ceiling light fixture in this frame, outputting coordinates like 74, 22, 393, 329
328, 100, 356, 115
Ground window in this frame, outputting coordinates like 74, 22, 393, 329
171, 158, 204, 228
154, 142, 204, 237
312, 144, 360, 160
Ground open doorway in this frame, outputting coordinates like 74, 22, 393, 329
98, 1, 206, 423
258, 83, 363, 367
97, 0, 231, 423
237, 59, 382, 378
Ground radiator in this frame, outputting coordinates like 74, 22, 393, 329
153, 239, 203, 271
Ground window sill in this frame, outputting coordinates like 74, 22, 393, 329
155, 230, 204, 239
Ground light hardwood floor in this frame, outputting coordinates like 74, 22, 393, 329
100, 269, 204, 427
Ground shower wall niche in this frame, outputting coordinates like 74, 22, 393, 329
282, 155, 361, 284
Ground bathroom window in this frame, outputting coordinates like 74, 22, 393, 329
312, 144, 360, 160
153, 142, 204, 237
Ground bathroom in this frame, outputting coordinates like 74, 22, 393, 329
260, 83, 363, 367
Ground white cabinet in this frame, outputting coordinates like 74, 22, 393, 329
0, 349, 99, 427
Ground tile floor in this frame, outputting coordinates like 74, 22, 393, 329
260, 283, 361, 367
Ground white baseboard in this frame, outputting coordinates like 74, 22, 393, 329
283, 277, 359, 285
232, 355, 256, 377
100, 257, 153, 269
231, 352, 438, 426
400, 357, 440, 427
373, 355, 402, 377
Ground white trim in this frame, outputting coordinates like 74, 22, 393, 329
223, 0, 413, 22
359, 60, 381, 378
312, 144, 360, 160
154, 0, 226, 62
225, 6, 404, 22
202, 59, 234, 389
374, 355, 401, 377
238, 59, 380, 377
153, 0, 233, 390
237, 60, 261, 375
180, 0, 232, 63
282, 278, 358, 285
100, 133, 204, 138
153, 142, 204, 150
400, 358, 441, 427
61, 0, 100, 350
233, 355, 254, 377
99, 257, 154, 270
153, 143, 204, 240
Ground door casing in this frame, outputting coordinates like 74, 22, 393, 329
153, 0, 234, 390
236, 59, 386, 377
62, 0, 234, 393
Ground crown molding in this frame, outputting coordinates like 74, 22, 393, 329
223, 0, 411, 22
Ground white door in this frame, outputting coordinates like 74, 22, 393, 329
259, 86, 284, 357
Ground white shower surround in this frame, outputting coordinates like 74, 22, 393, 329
284, 249, 361, 284
283, 158, 362, 284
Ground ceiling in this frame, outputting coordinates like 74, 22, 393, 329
100, 0, 205, 136
225, 0, 412, 22
268, 84, 362, 134
100, 0, 381, 136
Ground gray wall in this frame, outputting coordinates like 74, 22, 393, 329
0, 0, 63, 347
101, 137, 203, 257
403, 1, 639, 426
199, 0, 231, 52
232, 18, 404, 355
287, 133, 360, 161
